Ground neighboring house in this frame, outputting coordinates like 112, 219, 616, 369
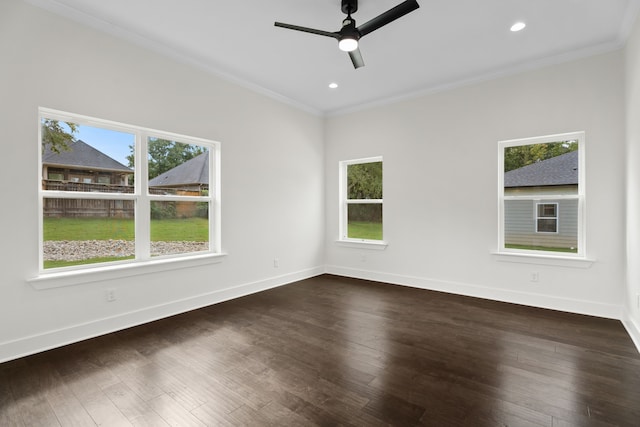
42, 139, 134, 217
148, 151, 209, 194
148, 152, 209, 218
503, 150, 578, 250
42, 139, 133, 190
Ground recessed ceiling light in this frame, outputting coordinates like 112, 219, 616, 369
511, 22, 526, 32
329, 83, 338, 89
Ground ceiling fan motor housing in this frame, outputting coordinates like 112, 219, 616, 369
342, 0, 358, 15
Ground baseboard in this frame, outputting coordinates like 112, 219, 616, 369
622, 311, 640, 354
0, 266, 324, 364
325, 265, 623, 320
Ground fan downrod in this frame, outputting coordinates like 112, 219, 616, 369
341, 0, 358, 15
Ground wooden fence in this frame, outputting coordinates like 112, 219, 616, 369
44, 199, 134, 218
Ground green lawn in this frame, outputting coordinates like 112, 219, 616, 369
505, 244, 577, 253
348, 221, 383, 240
45, 256, 135, 269
44, 217, 208, 242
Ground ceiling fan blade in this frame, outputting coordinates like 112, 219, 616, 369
349, 47, 365, 69
274, 22, 339, 39
357, 0, 419, 37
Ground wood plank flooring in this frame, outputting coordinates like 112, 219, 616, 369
1, 274, 639, 426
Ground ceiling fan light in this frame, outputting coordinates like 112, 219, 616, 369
339, 38, 359, 52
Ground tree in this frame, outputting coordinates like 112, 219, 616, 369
127, 138, 205, 179
42, 119, 78, 153
504, 140, 578, 172
348, 161, 383, 199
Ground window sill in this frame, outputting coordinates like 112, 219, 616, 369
491, 251, 594, 268
335, 240, 388, 250
28, 253, 227, 290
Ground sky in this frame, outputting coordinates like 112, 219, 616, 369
73, 125, 134, 167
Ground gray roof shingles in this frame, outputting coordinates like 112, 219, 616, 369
504, 150, 578, 188
43, 139, 132, 172
148, 152, 209, 187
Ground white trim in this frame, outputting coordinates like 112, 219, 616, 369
328, 43, 626, 117
338, 156, 384, 242
491, 251, 594, 268
622, 311, 640, 355
498, 131, 586, 258
3, 266, 325, 363
325, 266, 621, 319
38, 108, 222, 276
28, 253, 227, 289
340, 156, 383, 167
334, 240, 388, 250
23, 1, 323, 117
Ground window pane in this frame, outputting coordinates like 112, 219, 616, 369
347, 204, 382, 240
41, 120, 134, 193
347, 161, 382, 200
538, 203, 557, 217
147, 138, 209, 196
537, 218, 558, 233
43, 198, 135, 269
150, 201, 209, 256
504, 140, 579, 196
504, 199, 577, 253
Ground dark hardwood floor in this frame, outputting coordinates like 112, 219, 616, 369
1, 274, 639, 426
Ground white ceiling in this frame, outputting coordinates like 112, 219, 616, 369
26, 0, 640, 115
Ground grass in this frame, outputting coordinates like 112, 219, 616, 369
43, 217, 208, 242
348, 221, 383, 241
45, 256, 134, 269
505, 244, 577, 253
151, 218, 208, 242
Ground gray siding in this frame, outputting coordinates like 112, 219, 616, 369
504, 198, 578, 250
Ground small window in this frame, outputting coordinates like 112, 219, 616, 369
499, 132, 584, 255
536, 203, 558, 233
339, 157, 383, 242
39, 108, 221, 272
47, 171, 64, 181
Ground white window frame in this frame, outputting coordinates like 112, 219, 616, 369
497, 131, 585, 258
33, 108, 223, 288
338, 156, 386, 247
535, 202, 559, 234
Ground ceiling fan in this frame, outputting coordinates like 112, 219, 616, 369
274, 0, 420, 69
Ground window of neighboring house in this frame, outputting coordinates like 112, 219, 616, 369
339, 157, 383, 242
39, 108, 220, 273
47, 171, 64, 181
536, 202, 558, 233
498, 132, 584, 256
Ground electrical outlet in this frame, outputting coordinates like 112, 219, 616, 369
106, 288, 116, 302
530, 272, 539, 283
273, 258, 279, 268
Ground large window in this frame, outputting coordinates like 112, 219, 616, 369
339, 157, 383, 242
39, 108, 220, 272
498, 132, 584, 256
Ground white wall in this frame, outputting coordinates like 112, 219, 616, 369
1, 0, 638, 363
325, 51, 627, 319
0, 0, 325, 362
625, 13, 640, 348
